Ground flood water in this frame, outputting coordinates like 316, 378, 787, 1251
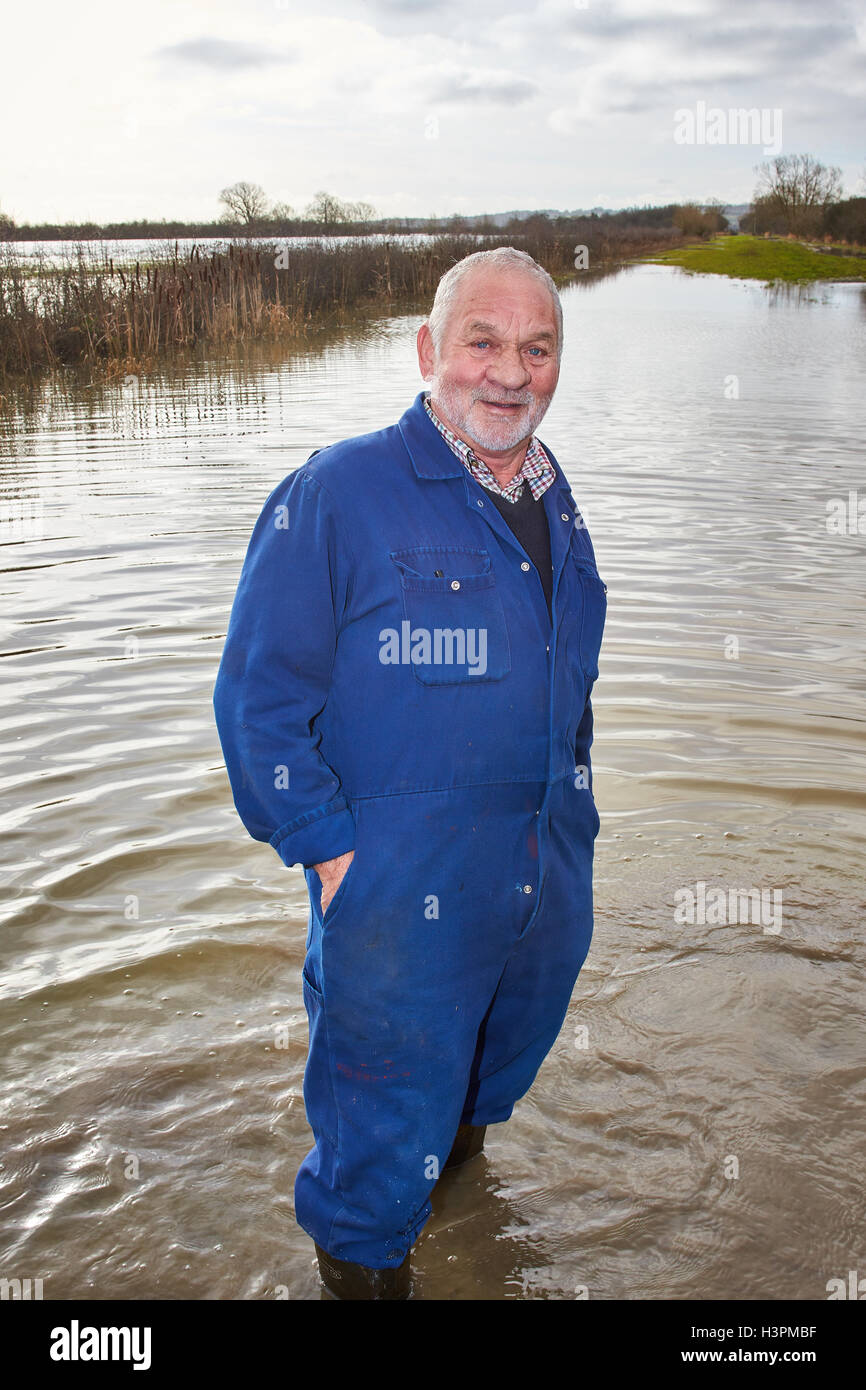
1, 264, 864, 1301
3, 232, 442, 271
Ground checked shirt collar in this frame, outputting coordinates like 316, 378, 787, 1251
423, 391, 555, 504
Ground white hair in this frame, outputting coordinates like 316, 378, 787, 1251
427, 246, 563, 363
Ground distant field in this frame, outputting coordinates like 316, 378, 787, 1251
645, 235, 866, 283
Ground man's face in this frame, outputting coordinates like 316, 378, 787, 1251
420, 268, 561, 455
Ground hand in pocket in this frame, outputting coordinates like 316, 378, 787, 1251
314, 850, 355, 915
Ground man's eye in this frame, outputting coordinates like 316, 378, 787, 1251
472, 340, 490, 350
527, 346, 547, 358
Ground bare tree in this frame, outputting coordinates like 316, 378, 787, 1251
304, 191, 350, 233
703, 198, 729, 232
347, 200, 376, 230
672, 202, 725, 238
218, 181, 270, 225
753, 154, 843, 236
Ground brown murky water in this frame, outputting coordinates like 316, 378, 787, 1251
1, 266, 864, 1300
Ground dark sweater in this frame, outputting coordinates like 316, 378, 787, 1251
484, 483, 553, 622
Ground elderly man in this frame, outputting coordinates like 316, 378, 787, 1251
212, 246, 607, 1300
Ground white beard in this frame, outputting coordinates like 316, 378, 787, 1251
431, 376, 554, 453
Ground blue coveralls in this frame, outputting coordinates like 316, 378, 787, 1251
212, 390, 607, 1269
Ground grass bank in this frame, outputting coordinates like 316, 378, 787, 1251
646, 234, 866, 283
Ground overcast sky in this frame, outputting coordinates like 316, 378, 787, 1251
2, 0, 864, 224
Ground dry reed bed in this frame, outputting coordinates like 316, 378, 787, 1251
0, 227, 679, 381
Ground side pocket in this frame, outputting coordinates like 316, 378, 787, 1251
301, 970, 339, 1148
320, 851, 358, 926
311, 800, 361, 931
574, 564, 607, 681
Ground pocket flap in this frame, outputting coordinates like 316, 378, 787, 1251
390, 546, 492, 579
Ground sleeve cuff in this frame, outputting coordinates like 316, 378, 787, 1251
270, 803, 356, 870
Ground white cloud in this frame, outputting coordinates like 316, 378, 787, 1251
0, 0, 861, 222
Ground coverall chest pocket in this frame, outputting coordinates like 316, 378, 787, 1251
388, 546, 511, 684
570, 555, 608, 681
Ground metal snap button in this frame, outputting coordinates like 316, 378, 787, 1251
561, 513, 570, 521
450, 580, 460, 590
520, 561, 530, 572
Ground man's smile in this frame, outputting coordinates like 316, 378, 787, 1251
477, 399, 527, 413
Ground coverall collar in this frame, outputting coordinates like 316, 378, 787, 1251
396, 391, 578, 620
397, 390, 571, 498
397, 391, 468, 480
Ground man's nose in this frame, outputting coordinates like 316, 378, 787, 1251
487, 347, 531, 391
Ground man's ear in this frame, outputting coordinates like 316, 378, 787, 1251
416, 322, 435, 381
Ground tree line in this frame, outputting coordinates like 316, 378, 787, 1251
1, 155, 862, 246
745, 154, 865, 243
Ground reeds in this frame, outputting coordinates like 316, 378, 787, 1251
0, 225, 680, 383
